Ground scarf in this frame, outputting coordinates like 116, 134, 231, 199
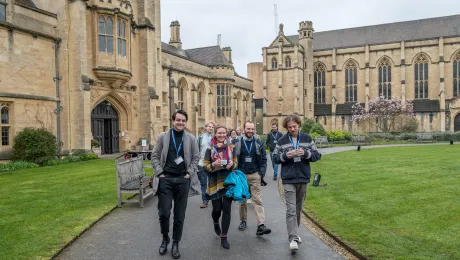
210, 137, 233, 163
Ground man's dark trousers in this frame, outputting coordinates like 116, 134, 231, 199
157, 176, 190, 241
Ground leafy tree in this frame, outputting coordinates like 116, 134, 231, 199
12, 128, 57, 163
300, 118, 316, 133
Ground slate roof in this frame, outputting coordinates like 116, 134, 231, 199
286, 14, 460, 50
314, 104, 332, 116
15, 0, 37, 8
161, 42, 232, 67
412, 99, 440, 112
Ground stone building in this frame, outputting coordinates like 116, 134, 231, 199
0, 0, 252, 158
250, 15, 460, 134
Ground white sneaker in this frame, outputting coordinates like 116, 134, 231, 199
289, 240, 299, 251
295, 235, 302, 244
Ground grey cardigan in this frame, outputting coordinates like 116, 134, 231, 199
151, 129, 200, 196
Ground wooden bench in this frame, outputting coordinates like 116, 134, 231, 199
116, 156, 153, 208
351, 136, 371, 146
315, 136, 332, 148
416, 133, 436, 143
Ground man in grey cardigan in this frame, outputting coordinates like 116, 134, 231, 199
151, 110, 200, 259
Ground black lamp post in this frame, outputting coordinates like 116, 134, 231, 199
167, 66, 175, 128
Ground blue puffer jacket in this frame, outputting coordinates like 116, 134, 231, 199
224, 170, 251, 202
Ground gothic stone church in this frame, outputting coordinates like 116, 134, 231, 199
249, 16, 460, 134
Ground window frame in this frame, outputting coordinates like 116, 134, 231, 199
344, 61, 358, 103
198, 88, 203, 117
98, 15, 114, 53
178, 85, 185, 110
271, 57, 278, 69
1, 104, 11, 146
414, 54, 429, 99
285, 56, 292, 68
314, 63, 326, 104
117, 19, 127, 57
378, 57, 392, 99
0, 0, 6, 22
454, 52, 460, 97
216, 85, 231, 118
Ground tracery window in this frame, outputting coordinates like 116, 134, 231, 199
1, 104, 10, 146
454, 52, 460, 97
345, 61, 358, 103
378, 57, 392, 99
98, 16, 113, 53
414, 54, 429, 99
198, 89, 203, 117
178, 86, 184, 110
117, 20, 127, 56
314, 63, 326, 103
271, 57, 278, 69
285, 56, 291, 68
217, 85, 230, 117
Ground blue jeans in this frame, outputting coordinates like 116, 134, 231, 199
198, 166, 208, 203
270, 151, 278, 178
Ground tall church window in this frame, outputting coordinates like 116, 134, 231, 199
198, 89, 203, 117
285, 56, 292, 68
178, 86, 184, 110
98, 16, 113, 53
1, 104, 10, 146
414, 54, 429, 99
454, 52, 460, 97
217, 85, 231, 117
345, 61, 358, 103
378, 57, 392, 99
271, 57, 278, 69
0, 0, 6, 22
314, 63, 326, 103
117, 20, 127, 57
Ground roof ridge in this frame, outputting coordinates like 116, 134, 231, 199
185, 45, 220, 51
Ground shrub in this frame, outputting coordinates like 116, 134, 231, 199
12, 128, 57, 164
310, 123, 326, 136
343, 132, 353, 141
310, 132, 321, 140
326, 130, 346, 141
368, 133, 396, 141
397, 133, 417, 140
79, 153, 99, 161
300, 118, 316, 133
91, 139, 100, 148
0, 161, 40, 172
71, 149, 87, 156
400, 118, 419, 133
432, 132, 460, 141
257, 134, 269, 150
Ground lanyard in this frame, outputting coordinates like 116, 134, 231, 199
243, 137, 254, 154
212, 145, 228, 159
288, 132, 300, 149
271, 131, 278, 140
171, 130, 183, 157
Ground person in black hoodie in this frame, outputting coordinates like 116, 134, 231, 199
272, 114, 321, 252
266, 123, 282, 180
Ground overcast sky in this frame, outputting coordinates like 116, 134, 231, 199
161, 0, 460, 77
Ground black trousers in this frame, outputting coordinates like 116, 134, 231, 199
211, 196, 233, 236
157, 177, 190, 241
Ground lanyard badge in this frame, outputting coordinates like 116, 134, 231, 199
171, 131, 184, 165
243, 137, 254, 163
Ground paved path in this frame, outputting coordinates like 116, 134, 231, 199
58, 156, 343, 260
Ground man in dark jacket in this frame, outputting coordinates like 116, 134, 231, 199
266, 122, 282, 180
235, 121, 271, 236
272, 114, 321, 252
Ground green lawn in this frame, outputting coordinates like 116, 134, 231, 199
306, 145, 460, 259
0, 159, 153, 260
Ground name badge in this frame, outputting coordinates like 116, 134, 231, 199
174, 156, 184, 165
273, 141, 277, 144
293, 157, 301, 163
220, 159, 228, 166
245, 157, 252, 163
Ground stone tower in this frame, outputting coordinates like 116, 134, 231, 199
298, 21, 314, 118
169, 20, 182, 49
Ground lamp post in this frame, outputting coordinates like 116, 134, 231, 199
167, 66, 175, 128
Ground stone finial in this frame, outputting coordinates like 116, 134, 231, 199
279, 23, 284, 35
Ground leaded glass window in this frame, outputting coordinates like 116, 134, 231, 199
314, 63, 326, 103
454, 52, 460, 97
414, 54, 429, 99
198, 89, 203, 117
0, 0, 6, 22
99, 16, 113, 53
1, 104, 10, 146
178, 86, 184, 110
378, 57, 392, 99
117, 20, 127, 57
345, 61, 358, 102
285, 56, 291, 68
271, 57, 278, 69
216, 85, 230, 117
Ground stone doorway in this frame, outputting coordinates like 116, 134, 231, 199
91, 101, 119, 154
455, 113, 460, 132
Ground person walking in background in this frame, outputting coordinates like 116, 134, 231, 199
266, 123, 282, 181
235, 121, 271, 236
203, 125, 237, 249
197, 121, 215, 208
236, 127, 242, 137
151, 110, 200, 259
229, 129, 239, 145
272, 114, 321, 252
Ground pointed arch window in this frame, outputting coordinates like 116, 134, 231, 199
117, 20, 127, 57
345, 61, 358, 103
285, 56, 292, 68
1, 104, 10, 146
178, 85, 185, 110
271, 57, 278, 69
454, 52, 460, 97
314, 64, 326, 104
98, 16, 113, 53
217, 85, 230, 117
414, 54, 429, 99
378, 57, 392, 99
198, 88, 203, 117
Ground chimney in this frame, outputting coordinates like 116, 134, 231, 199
169, 20, 182, 49
222, 47, 232, 64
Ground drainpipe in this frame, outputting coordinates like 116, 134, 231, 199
53, 38, 62, 155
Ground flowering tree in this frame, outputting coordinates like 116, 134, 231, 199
352, 96, 415, 133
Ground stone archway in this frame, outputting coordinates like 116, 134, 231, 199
91, 100, 119, 154
454, 113, 460, 132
